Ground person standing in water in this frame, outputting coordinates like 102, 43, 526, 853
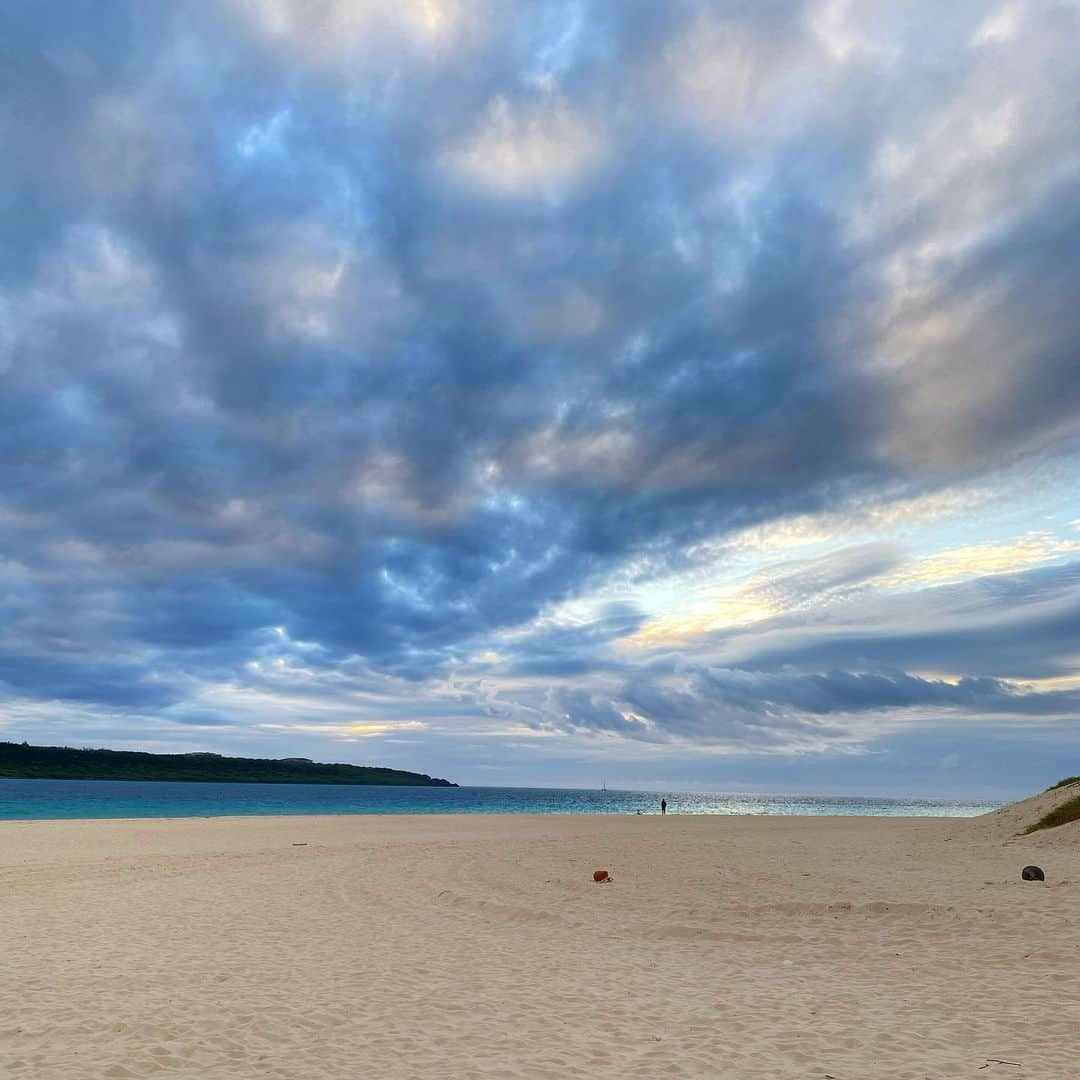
661, 798, 667, 815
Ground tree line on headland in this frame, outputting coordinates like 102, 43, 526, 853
0, 741, 456, 786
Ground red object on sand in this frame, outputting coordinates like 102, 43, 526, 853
593, 869, 610, 882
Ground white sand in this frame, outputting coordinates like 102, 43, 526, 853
2, 803, 1078, 1079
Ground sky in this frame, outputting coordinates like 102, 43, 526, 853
1, 0, 1079, 799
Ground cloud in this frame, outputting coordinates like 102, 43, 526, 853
887, 533, 1080, 587
707, 560, 1080, 682
443, 94, 607, 197
625, 541, 906, 648
259, 720, 428, 739
223, 0, 480, 66
0, 0, 1077, 791
661, 5, 823, 137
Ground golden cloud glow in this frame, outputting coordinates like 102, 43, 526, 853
259, 720, 428, 739
616, 523, 1080, 652
887, 533, 1080, 587
687, 485, 986, 563
620, 592, 782, 651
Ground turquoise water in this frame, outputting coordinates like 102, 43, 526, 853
0, 779, 1000, 820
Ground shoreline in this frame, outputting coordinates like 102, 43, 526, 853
0, 777, 1004, 824
0, 810, 988, 839
0, 809, 997, 828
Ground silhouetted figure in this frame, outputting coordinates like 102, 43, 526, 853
661, 798, 667, 815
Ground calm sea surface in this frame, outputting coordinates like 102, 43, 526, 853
0, 779, 1000, 820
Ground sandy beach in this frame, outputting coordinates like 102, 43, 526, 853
3, 797, 1078, 1079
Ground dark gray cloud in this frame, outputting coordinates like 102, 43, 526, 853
547, 653, 1080, 748
0, 1, 1078, 786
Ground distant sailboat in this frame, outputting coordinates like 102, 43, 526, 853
601, 780, 607, 792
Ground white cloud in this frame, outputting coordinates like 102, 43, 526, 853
224, 0, 482, 67
972, 2, 1024, 46
443, 95, 606, 197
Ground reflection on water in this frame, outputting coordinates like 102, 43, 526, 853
0, 778, 1000, 820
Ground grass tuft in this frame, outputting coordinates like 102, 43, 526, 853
1025, 779, 1080, 833
1046, 776, 1080, 791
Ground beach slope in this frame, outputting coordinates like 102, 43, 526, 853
2, 808, 1077, 1079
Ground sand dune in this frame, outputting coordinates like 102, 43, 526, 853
2, 807, 1078, 1079
963, 779, 1080, 845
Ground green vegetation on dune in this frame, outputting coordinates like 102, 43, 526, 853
0, 741, 456, 786
1024, 778, 1080, 834
1046, 776, 1080, 791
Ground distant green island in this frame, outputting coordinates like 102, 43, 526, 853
0, 741, 456, 787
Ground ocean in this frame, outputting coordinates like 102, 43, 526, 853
0, 778, 1000, 820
